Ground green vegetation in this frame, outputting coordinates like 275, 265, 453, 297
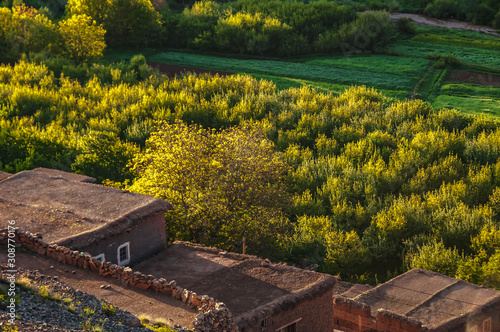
148, 52, 417, 93
433, 95, 500, 117
338, 0, 500, 27
127, 121, 290, 258
139, 314, 178, 332
82, 307, 96, 317
138, 24, 499, 116
1, 0, 500, 290
80, 319, 103, 332
101, 301, 117, 316
2, 57, 500, 286
0, 4, 106, 63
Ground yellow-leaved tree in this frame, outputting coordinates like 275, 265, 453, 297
128, 120, 291, 259
58, 14, 106, 63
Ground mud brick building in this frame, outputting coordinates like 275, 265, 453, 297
0, 168, 173, 266
134, 241, 337, 332
333, 268, 500, 332
0, 168, 337, 332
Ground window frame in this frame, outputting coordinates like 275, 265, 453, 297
276, 318, 302, 332
94, 253, 105, 262
117, 242, 130, 266
483, 317, 492, 332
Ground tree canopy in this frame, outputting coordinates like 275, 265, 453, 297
58, 14, 106, 63
128, 120, 291, 259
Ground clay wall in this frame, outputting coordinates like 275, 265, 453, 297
333, 296, 426, 332
78, 212, 166, 266
268, 288, 334, 332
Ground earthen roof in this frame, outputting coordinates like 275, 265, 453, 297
31, 167, 96, 183
134, 241, 337, 330
0, 170, 173, 248
352, 268, 500, 329
0, 171, 11, 181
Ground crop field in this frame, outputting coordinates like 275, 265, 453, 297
148, 52, 417, 93
125, 25, 500, 117
433, 95, 500, 117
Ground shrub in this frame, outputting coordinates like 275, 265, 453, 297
101, 301, 117, 316
406, 240, 463, 277
396, 17, 416, 35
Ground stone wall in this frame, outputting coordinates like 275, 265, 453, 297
333, 296, 427, 332
0, 228, 237, 332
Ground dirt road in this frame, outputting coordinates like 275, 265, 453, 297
390, 13, 499, 36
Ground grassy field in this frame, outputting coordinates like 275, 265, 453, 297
110, 25, 500, 117
148, 52, 417, 95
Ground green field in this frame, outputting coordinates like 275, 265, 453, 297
148, 52, 418, 94
115, 26, 500, 117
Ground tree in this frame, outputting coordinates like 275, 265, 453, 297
214, 12, 291, 55
105, 0, 162, 47
72, 130, 138, 183
128, 120, 291, 259
58, 14, 106, 63
0, 5, 59, 60
65, 0, 162, 47
406, 239, 463, 277
66, 0, 109, 25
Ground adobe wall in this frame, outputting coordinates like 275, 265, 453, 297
334, 294, 500, 332
266, 288, 334, 332
77, 212, 167, 266
236, 274, 336, 332
437, 296, 500, 332
0, 228, 237, 332
333, 296, 427, 332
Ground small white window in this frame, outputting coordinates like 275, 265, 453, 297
468, 326, 477, 332
117, 242, 130, 266
484, 318, 492, 332
94, 253, 105, 262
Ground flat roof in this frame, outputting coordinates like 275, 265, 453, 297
134, 242, 336, 327
31, 167, 96, 183
0, 170, 172, 248
0, 171, 11, 181
353, 269, 500, 328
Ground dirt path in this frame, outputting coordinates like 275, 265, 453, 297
1, 252, 197, 328
390, 13, 500, 36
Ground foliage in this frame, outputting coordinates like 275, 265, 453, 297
0, 5, 59, 60
396, 17, 416, 35
58, 14, 106, 63
214, 12, 292, 56
128, 120, 291, 259
158, 0, 372, 56
101, 301, 117, 316
338, 10, 396, 53
72, 130, 139, 183
66, 0, 162, 47
2, 57, 500, 284
66, 0, 108, 25
406, 239, 463, 277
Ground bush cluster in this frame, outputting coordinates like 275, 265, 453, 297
2, 59, 500, 286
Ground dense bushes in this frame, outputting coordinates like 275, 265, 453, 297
1, 0, 399, 58
66, 0, 162, 47
159, 0, 394, 56
0, 4, 105, 62
421, 0, 500, 27
2, 59, 500, 287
